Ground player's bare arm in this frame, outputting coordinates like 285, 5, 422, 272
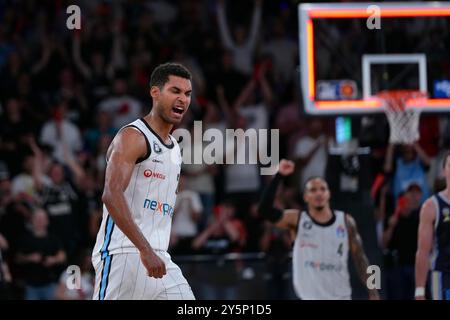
102, 127, 166, 278
273, 209, 299, 231
258, 159, 299, 231
346, 214, 380, 300
415, 198, 435, 300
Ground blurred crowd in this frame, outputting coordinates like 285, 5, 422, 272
0, 0, 449, 300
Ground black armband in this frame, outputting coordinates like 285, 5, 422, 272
258, 173, 284, 223
263, 207, 283, 223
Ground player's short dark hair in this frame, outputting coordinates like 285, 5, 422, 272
149, 62, 191, 89
303, 176, 328, 192
443, 150, 450, 169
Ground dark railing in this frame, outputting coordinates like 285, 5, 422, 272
172, 252, 297, 300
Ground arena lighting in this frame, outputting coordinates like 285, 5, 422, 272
299, 2, 450, 114
315, 100, 381, 110
408, 99, 450, 107
315, 99, 450, 110
308, 8, 450, 19
306, 19, 314, 99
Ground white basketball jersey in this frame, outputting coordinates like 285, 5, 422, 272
292, 210, 352, 300
93, 119, 182, 259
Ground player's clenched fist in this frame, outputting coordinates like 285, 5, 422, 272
140, 248, 167, 278
278, 159, 295, 176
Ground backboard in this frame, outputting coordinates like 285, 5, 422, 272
298, 2, 450, 115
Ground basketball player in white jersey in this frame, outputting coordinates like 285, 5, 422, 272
92, 63, 195, 300
258, 159, 380, 300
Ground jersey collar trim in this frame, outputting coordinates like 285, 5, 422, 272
140, 118, 174, 149
305, 209, 336, 227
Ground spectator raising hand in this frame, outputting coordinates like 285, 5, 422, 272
192, 202, 246, 253
217, 0, 262, 75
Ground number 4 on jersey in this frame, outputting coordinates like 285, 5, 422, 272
337, 243, 343, 256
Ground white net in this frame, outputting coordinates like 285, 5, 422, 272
377, 90, 428, 145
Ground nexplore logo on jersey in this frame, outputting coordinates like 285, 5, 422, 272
143, 169, 166, 180
304, 260, 344, 272
143, 199, 174, 217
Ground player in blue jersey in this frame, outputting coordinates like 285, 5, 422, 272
415, 151, 450, 300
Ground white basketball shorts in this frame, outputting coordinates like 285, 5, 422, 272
92, 251, 195, 300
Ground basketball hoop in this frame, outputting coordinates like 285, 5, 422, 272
376, 90, 428, 145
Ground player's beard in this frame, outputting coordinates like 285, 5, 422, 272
314, 205, 325, 211
157, 102, 180, 125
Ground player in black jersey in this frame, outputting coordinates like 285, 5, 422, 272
415, 151, 450, 300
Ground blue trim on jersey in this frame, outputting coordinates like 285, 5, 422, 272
100, 216, 115, 259
99, 255, 112, 300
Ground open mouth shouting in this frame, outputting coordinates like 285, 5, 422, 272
171, 105, 185, 119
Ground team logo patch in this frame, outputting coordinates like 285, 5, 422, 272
303, 220, 312, 230
153, 142, 162, 154
443, 208, 450, 223
336, 225, 346, 238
